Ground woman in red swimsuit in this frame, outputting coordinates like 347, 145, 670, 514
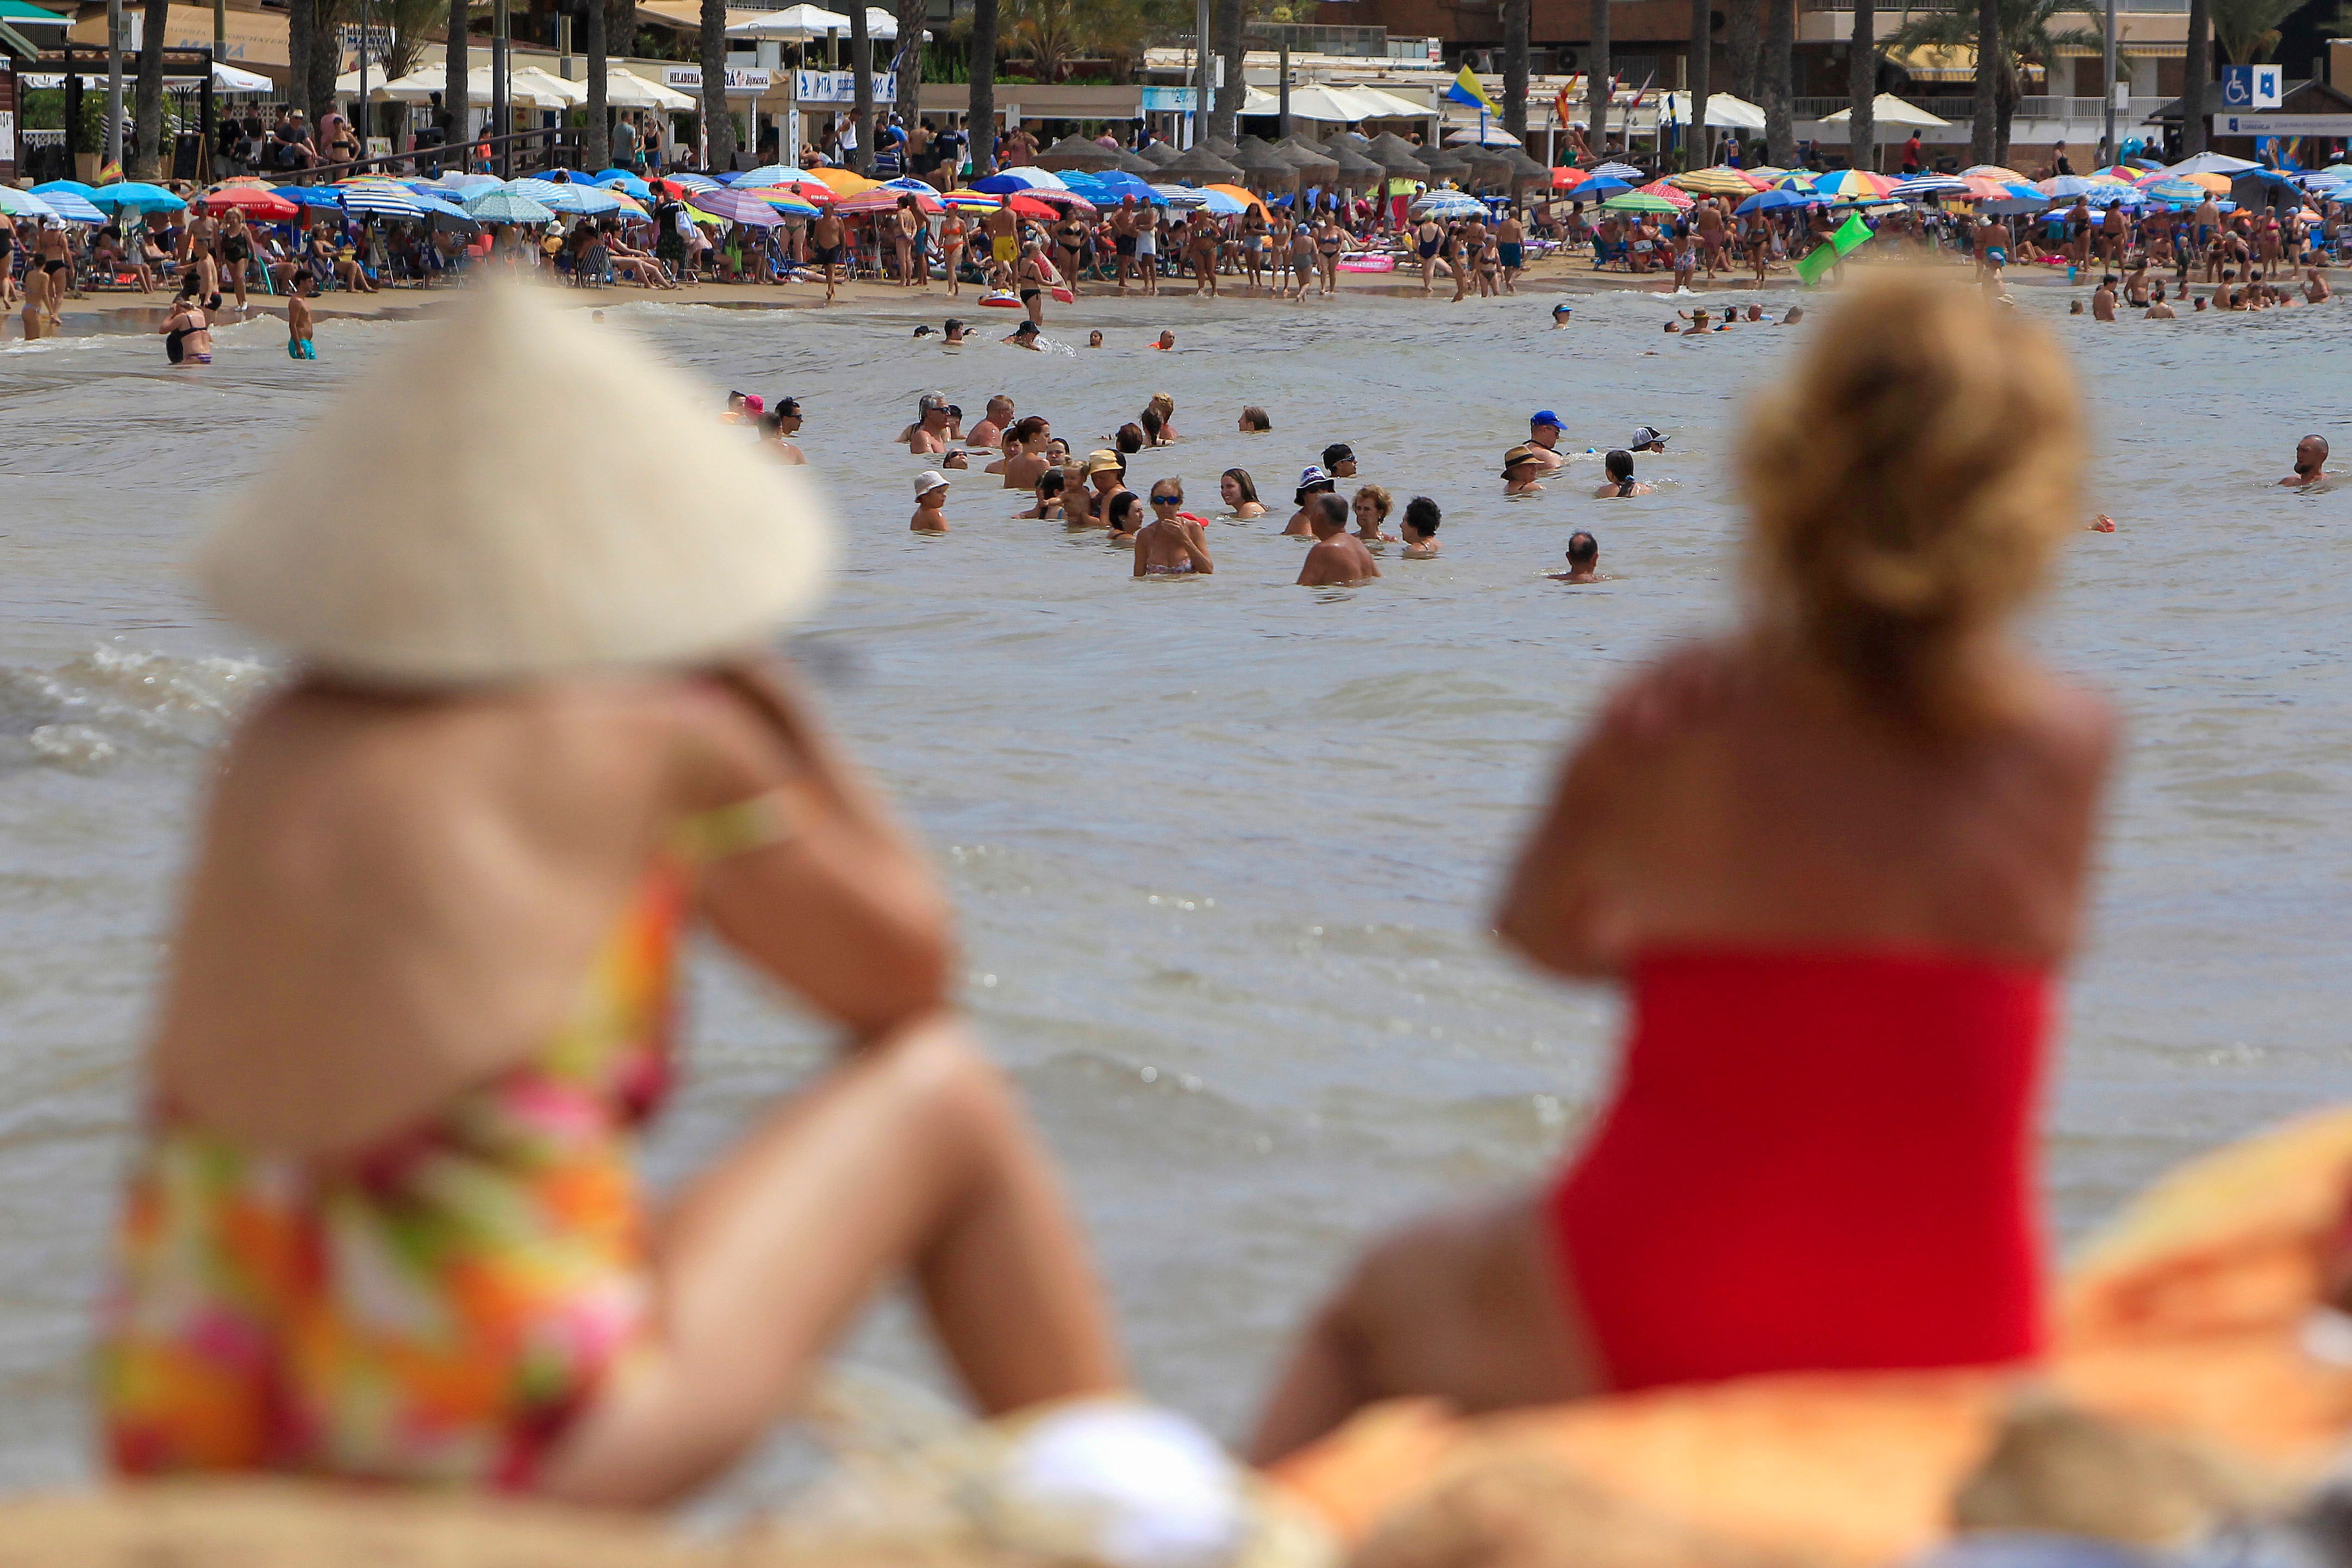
1251, 270, 2118, 1461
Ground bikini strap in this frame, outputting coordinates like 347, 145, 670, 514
674, 785, 806, 864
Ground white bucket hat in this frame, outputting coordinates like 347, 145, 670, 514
195, 283, 833, 686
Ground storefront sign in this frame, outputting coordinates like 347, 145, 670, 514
793, 69, 895, 103
1138, 86, 1196, 113
0, 111, 14, 167
662, 64, 774, 95
2215, 113, 2352, 135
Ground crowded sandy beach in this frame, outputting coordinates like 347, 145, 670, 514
5, 51, 2352, 1568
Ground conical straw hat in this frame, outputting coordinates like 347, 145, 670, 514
196, 283, 833, 687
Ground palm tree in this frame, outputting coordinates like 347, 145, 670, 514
445, 0, 470, 169
1688, 0, 1711, 167
1973, 0, 1999, 161
1763, 0, 1793, 165
1211, 0, 1244, 139
1502, 0, 1529, 142
968, 0, 998, 176
2182, 0, 2208, 153
131, 0, 165, 176
1728, 0, 1760, 102
1008, 0, 1081, 80
2211, 0, 2301, 61
1887, 0, 2098, 164
1587, 0, 1611, 158
1848, 0, 1875, 170
896, 0, 927, 133
851, 0, 873, 172
698, 0, 731, 170
584, 0, 609, 171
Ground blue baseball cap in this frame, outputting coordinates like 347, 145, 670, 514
1530, 410, 1563, 429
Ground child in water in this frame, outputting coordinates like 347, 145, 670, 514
910, 471, 950, 532
286, 273, 317, 360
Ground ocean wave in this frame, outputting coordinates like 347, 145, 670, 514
0, 642, 266, 773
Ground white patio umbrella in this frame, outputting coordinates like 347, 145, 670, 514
1819, 93, 1951, 129
604, 68, 697, 110
1346, 85, 1430, 119
1661, 90, 1767, 130
1445, 126, 1521, 146
725, 3, 850, 39
509, 66, 587, 105
1282, 83, 1379, 123
378, 64, 579, 109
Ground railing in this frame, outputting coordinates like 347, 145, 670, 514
1794, 94, 1975, 118
274, 126, 587, 183
1794, 93, 2167, 123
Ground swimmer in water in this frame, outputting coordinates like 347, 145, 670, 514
1146, 392, 1179, 442
913, 324, 936, 338
1005, 320, 1043, 349
910, 471, 950, 533
1134, 480, 1215, 576
1154, 329, 1176, 351
1549, 530, 1602, 583
1221, 468, 1267, 519
1286, 466, 1337, 535
2144, 284, 2176, 321
1526, 412, 1567, 472
1593, 449, 1652, 498
1022, 468, 1068, 520
1502, 446, 1546, 497
908, 393, 954, 455
759, 397, 808, 465
1400, 496, 1441, 558
2281, 434, 2329, 489
1239, 406, 1272, 434
1628, 425, 1669, 454
1322, 443, 1358, 480
1550, 302, 1573, 328
1088, 330, 1104, 348
1781, 304, 1804, 324
1103, 491, 1143, 544
944, 318, 968, 345
967, 396, 1012, 451
1296, 494, 1381, 586
1350, 484, 1395, 544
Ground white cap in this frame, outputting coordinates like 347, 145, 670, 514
913, 470, 950, 495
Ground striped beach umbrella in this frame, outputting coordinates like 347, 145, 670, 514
342, 182, 425, 218
683, 187, 788, 227
1892, 174, 1970, 198
535, 183, 624, 216
0, 185, 60, 219
938, 188, 1002, 209
1589, 160, 1644, 180
29, 187, 105, 222
2139, 177, 2207, 204
461, 187, 557, 224
1601, 190, 1682, 214
1959, 164, 2029, 182
1670, 166, 1766, 196
1634, 178, 1696, 209
1811, 168, 1896, 199
656, 172, 722, 193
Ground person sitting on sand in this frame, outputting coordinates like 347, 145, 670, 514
1593, 450, 1652, 498
1246, 271, 2116, 1465
1502, 446, 1546, 497
1221, 468, 1267, 519
1286, 466, 1337, 535
910, 470, 951, 532
2281, 434, 2329, 489
1295, 493, 1381, 586
1134, 480, 1215, 576
1239, 406, 1272, 433
1400, 497, 1441, 559
1549, 530, 1602, 583
98, 288, 1123, 1504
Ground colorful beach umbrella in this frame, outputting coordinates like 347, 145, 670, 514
342, 182, 425, 218
967, 167, 1066, 195
1959, 164, 2029, 182
1601, 190, 1681, 214
1588, 160, 1644, 180
0, 186, 60, 219
88, 180, 186, 213
738, 187, 825, 216
654, 172, 722, 193
939, 188, 1003, 209
1735, 188, 1817, 215
834, 187, 944, 215
1205, 183, 1268, 215
29, 188, 107, 222
684, 187, 789, 227
461, 187, 557, 224
807, 167, 885, 196
1670, 166, 1766, 196
1633, 178, 1696, 209
592, 170, 653, 199
1810, 169, 1895, 199
199, 183, 300, 218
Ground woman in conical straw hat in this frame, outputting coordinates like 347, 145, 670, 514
97, 284, 1122, 1504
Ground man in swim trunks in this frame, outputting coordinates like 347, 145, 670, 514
1133, 203, 1162, 297
1525, 411, 1567, 472
285, 273, 317, 359
1133, 480, 1215, 576
809, 209, 847, 302
1496, 208, 1525, 295
982, 203, 1020, 291
1296, 493, 1381, 586
2280, 434, 2329, 488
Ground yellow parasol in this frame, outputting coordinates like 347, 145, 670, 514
807, 167, 882, 197
1670, 166, 1766, 196
1204, 183, 1268, 215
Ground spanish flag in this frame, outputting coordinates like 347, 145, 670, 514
1444, 64, 1500, 114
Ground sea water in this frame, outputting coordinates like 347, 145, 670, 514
1, 283, 2347, 1494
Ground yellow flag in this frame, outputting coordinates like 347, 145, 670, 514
1446, 65, 1500, 114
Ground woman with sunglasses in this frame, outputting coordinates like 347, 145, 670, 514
1133, 480, 1215, 577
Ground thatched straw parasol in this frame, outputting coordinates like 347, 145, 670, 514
1035, 134, 1121, 172
1107, 146, 1160, 176
1326, 129, 1374, 152
1324, 142, 1387, 189
1363, 131, 1431, 180
1159, 144, 1245, 184
1414, 142, 1474, 179
1274, 135, 1340, 178
1138, 141, 1182, 167
1199, 134, 1241, 157
1496, 148, 1555, 188
1230, 136, 1303, 195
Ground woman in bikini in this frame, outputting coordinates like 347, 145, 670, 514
159, 279, 214, 365
939, 209, 968, 297
99, 285, 1121, 1504
1250, 270, 2115, 1462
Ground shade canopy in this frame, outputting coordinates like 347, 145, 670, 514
725, 4, 916, 38
1663, 91, 1767, 130
1362, 132, 1431, 178
1159, 145, 1244, 183
1818, 93, 1951, 130
1274, 135, 1340, 174
1137, 141, 1182, 167
604, 68, 696, 110
1035, 134, 1122, 171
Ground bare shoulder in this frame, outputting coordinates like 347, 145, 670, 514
1993, 666, 2119, 791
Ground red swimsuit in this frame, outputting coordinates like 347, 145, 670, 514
1550, 947, 2050, 1392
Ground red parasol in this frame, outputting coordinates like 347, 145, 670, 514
199, 184, 302, 220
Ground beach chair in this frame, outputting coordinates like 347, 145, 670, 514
1590, 234, 1628, 270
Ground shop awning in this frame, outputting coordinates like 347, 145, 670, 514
1886, 44, 2043, 83
66, 2, 285, 67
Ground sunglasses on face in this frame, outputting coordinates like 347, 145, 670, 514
1151, 496, 1180, 505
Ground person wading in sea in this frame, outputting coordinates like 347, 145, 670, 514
1296, 493, 1381, 586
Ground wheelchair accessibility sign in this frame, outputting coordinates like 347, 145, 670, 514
2221, 65, 2282, 110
